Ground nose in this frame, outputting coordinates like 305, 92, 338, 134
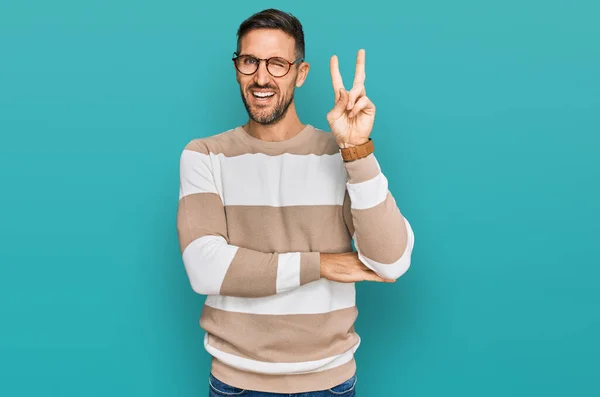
254, 60, 271, 86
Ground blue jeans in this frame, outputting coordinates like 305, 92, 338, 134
208, 373, 357, 397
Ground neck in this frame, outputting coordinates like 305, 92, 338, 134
243, 102, 305, 142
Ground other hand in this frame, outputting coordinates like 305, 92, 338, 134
326, 49, 375, 149
320, 252, 395, 283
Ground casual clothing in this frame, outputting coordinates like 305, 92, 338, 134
209, 373, 357, 396
177, 124, 415, 394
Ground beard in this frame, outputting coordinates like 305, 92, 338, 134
240, 84, 294, 125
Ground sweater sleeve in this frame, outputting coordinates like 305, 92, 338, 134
342, 153, 415, 280
177, 140, 321, 298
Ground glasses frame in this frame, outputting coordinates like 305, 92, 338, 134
232, 52, 304, 77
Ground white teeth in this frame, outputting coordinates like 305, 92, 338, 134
253, 92, 275, 98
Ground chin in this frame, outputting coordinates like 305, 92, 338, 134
246, 100, 281, 125
249, 110, 280, 125
241, 89, 292, 125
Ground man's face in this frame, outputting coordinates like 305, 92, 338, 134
235, 29, 309, 125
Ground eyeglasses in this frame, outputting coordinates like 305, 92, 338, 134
232, 52, 304, 77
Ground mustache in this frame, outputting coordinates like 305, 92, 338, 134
247, 84, 278, 92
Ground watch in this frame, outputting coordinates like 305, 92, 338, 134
340, 138, 374, 162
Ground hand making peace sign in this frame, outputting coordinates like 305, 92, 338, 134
327, 49, 376, 149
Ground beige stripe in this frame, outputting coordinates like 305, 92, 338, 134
211, 356, 356, 394
351, 192, 408, 264
300, 252, 321, 285
178, 194, 350, 298
342, 191, 355, 237
219, 248, 279, 297
201, 305, 358, 362
182, 138, 210, 154
184, 125, 341, 157
225, 205, 352, 254
344, 153, 381, 184
177, 192, 227, 252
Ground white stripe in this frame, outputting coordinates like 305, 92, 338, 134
179, 150, 221, 200
204, 333, 360, 375
347, 172, 389, 210
354, 217, 415, 280
182, 235, 237, 295
218, 152, 347, 206
276, 253, 301, 293
181, 150, 352, 206
205, 278, 355, 315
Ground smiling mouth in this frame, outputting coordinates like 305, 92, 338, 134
252, 91, 275, 99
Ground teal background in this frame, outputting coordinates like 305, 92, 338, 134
1, 0, 599, 395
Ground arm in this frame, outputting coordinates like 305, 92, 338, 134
176, 140, 321, 298
327, 49, 414, 281
342, 153, 415, 280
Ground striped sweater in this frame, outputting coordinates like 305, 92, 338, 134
176, 124, 415, 393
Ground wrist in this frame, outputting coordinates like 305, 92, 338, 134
301, 252, 323, 284
339, 138, 374, 162
319, 253, 328, 277
338, 139, 370, 149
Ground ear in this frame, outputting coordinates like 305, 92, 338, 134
295, 62, 310, 88
235, 67, 242, 85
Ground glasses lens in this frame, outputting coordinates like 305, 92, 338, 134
267, 58, 290, 77
235, 55, 258, 74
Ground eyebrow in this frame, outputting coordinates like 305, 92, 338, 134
237, 52, 290, 59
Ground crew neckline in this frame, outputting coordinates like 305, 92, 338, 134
233, 124, 315, 151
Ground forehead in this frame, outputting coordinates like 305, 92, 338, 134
239, 29, 296, 59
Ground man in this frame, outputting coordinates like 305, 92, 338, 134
177, 8, 415, 396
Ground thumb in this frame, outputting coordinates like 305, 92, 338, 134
363, 270, 396, 283
362, 270, 383, 282
328, 88, 348, 121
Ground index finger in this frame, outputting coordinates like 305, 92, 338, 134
330, 55, 345, 99
363, 270, 396, 283
353, 49, 366, 86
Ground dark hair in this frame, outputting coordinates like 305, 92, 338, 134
236, 8, 305, 59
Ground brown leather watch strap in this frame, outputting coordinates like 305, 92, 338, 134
340, 138, 374, 162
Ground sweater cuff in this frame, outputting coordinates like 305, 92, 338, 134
343, 153, 381, 184
300, 252, 321, 285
